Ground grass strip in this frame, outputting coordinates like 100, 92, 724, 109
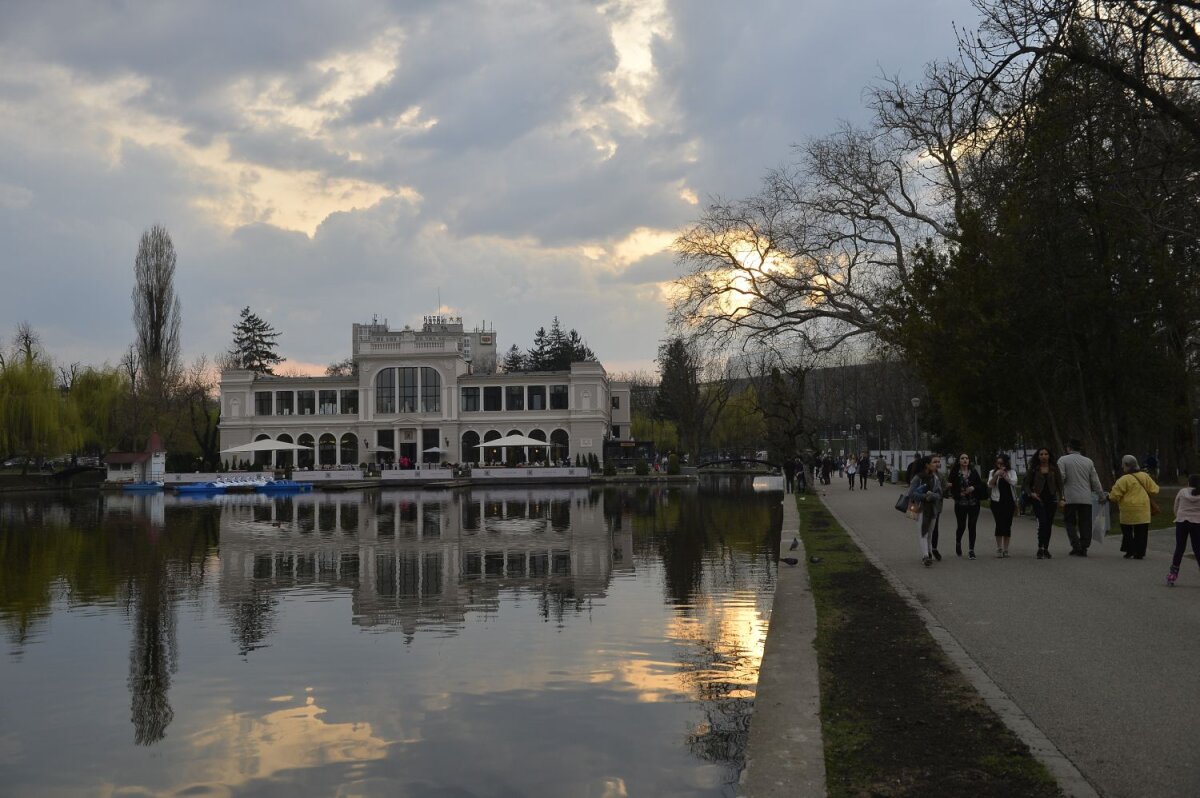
796, 495, 1062, 797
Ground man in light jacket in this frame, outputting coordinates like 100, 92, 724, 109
1057, 439, 1106, 556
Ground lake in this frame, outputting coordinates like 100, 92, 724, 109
0, 479, 780, 797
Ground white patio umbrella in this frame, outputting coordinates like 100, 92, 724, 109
422, 446, 447, 453
485, 434, 552, 448
220, 439, 313, 454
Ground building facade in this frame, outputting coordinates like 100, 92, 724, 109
218, 316, 631, 468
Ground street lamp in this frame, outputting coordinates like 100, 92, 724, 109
875, 414, 883, 456
911, 397, 921, 451
855, 423, 861, 455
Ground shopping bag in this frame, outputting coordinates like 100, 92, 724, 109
1091, 496, 1110, 542
895, 492, 910, 513
905, 502, 921, 521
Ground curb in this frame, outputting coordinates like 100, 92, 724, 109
820, 498, 1101, 798
738, 493, 827, 797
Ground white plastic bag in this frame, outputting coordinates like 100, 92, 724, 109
1091, 495, 1110, 541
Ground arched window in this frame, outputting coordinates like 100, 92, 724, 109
254, 434, 272, 468
462, 431, 480, 464
340, 433, 358, 467
297, 434, 315, 469
506, 429, 523, 466
483, 430, 502, 465
421, 367, 441, 413
276, 434, 294, 469
528, 429, 547, 463
375, 368, 396, 414
319, 433, 337, 467
551, 428, 570, 462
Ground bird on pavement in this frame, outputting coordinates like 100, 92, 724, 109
779, 557, 799, 566
789, 537, 799, 550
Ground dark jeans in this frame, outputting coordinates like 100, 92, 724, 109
1121, 523, 1150, 558
1033, 497, 1058, 549
859, 473, 868, 489
1063, 503, 1094, 551
954, 503, 980, 551
990, 500, 1014, 537
1172, 521, 1200, 571
877, 472, 886, 486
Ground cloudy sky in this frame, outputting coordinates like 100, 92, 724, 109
0, 0, 977, 375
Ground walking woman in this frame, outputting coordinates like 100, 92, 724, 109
1109, 455, 1160, 559
908, 455, 944, 567
846, 458, 857, 490
1169, 475, 1200, 586
988, 454, 1018, 557
949, 453, 987, 559
1023, 447, 1064, 559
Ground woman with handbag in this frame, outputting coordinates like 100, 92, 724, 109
1109, 454, 1160, 560
1023, 447, 1064, 559
908, 455, 944, 567
988, 453, 1018, 557
949, 453, 987, 559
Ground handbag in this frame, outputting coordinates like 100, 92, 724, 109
895, 492, 910, 513
1134, 473, 1160, 516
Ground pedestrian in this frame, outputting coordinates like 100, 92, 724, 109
1057, 438, 1106, 557
988, 453, 1018, 557
948, 453, 987, 559
795, 458, 808, 494
846, 458, 857, 490
821, 456, 832, 486
1023, 447, 1064, 559
782, 457, 796, 494
1168, 475, 1200, 586
1109, 454, 1160, 560
875, 454, 888, 487
908, 455, 944, 566
858, 453, 870, 490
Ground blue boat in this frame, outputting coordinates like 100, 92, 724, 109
175, 481, 226, 494
256, 480, 313, 493
122, 481, 164, 492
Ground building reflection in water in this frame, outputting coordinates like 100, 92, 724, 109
212, 487, 624, 642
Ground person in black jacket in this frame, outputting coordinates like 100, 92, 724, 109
948, 453, 987, 559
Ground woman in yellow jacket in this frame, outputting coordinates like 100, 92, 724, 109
1109, 454, 1160, 559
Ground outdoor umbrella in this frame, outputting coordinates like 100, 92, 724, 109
485, 434, 552, 448
220, 439, 313, 454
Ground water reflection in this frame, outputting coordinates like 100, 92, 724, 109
0, 481, 778, 797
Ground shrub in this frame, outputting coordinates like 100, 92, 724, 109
603, 460, 616, 476
634, 458, 649, 476
668, 453, 680, 475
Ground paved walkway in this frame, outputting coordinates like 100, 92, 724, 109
821, 485, 1200, 798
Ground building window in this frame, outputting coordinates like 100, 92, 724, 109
483, 386, 502, 411
276, 392, 294, 415
340, 389, 359, 415
612, 425, 621, 439
611, 395, 620, 409
399, 367, 418, 413
377, 430, 394, 464
527, 385, 546, 410
505, 385, 524, 411
462, 430, 480, 463
297, 390, 316, 415
319, 390, 338, 414
254, 392, 273, 416
376, 368, 396, 414
421, 367, 441, 413
461, 387, 480, 412
550, 384, 568, 410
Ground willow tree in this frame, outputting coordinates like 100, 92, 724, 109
0, 358, 81, 470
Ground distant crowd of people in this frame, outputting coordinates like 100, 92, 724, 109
892, 441, 1200, 587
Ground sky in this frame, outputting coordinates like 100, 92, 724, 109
0, 0, 978, 376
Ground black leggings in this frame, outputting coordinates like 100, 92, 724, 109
1172, 521, 1200, 572
1033, 495, 1057, 549
1121, 523, 1150, 558
955, 504, 980, 551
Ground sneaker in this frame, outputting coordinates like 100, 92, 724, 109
1043, 549, 1052, 559
1167, 569, 1178, 587
996, 547, 1004, 558
932, 550, 942, 561
1002, 549, 1010, 558
1036, 549, 1045, 560
1068, 548, 1081, 557
1079, 549, 1088, 557
968, 550, 976, 560
923, 557, 933, 567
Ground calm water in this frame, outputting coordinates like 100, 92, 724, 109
0, 479, 780, 797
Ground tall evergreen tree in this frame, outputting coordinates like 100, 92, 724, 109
501, 344, 527, 373
228, 307, 282, 374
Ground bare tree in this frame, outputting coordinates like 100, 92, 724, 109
13, 321, 42, 367
132, 225, 182, 400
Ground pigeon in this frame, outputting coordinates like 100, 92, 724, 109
809, 556, 823, 564
789, 537, 799, 550
779, 557, 799, 566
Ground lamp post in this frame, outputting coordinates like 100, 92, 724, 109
875, 414, 883, 456
911, 397, 921, 451
855, 423, 861, 456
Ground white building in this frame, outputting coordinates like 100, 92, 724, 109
218, 316, 631, 468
